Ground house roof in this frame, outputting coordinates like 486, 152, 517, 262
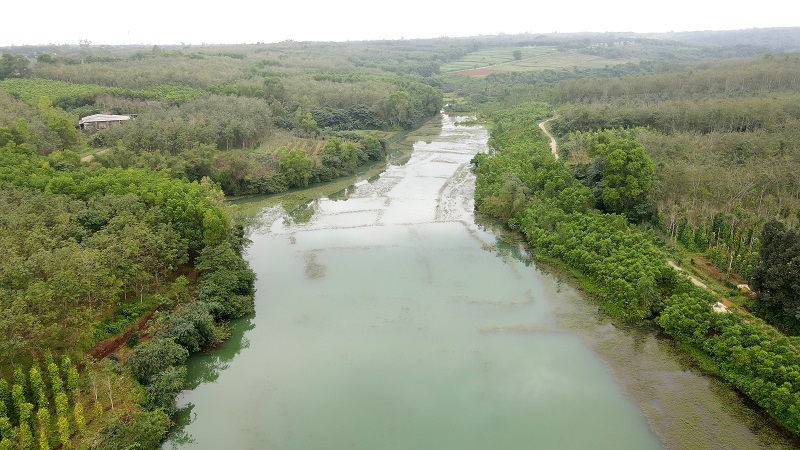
79, 114, 132, 125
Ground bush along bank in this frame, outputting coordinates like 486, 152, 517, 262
106, 233, 256, 449
472, 101, 800, 434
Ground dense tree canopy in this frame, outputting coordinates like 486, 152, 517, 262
751, 219, 800, 332
0, 53, 30, 80
582, 130, 654, 222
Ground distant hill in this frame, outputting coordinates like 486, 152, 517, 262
649, 27, 800, 52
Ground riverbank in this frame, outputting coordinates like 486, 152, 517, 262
475, 104, 800, 445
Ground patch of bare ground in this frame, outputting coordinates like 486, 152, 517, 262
88, 309, 156, 361
80, 148, 109, 162
454, 68, 507, 76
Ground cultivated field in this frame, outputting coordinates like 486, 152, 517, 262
442, 46, 640, 75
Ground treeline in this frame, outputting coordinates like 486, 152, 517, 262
750, 220, 800, 334
473, 101, 800, 433
556, 54, 800, 105
0, 142, 233, 366
0, 78, 204, 111
657, 290, 800, 433
548, 54, 800, 285
5, 43, 444, 132
474, 102, 673, 320
1, 43, 445, 200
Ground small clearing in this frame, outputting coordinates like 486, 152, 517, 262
81, 148, 109, 162
454, 68, 507, 76
667, 260, 708, 290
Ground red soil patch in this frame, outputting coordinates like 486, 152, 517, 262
455, 68, 507, 76
86, 267, 197, 362
694, 254, 745, 285
88, 309, 156, 361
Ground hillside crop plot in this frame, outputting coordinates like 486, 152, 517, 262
443, 46, 640, 75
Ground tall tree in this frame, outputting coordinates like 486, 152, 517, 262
0, 53, 31, 80
586, 131, 654, 222
751, 219, 800, 333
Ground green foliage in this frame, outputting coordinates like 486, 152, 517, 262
478, 97, 800, 434
202, 209, 228, 248
35, 408, 50, 450
0, 417, 12, 442
56, 415, 71, 449
278, 148, 314, 188
90, 409, 170, 450
18, 403, 33, 431
73, 402, 86, 436
292, 107, 318, 136
0, 78, 203, 108
360, 133, 383, 160
12, 368, 25, 400
61, 357, 78, 398
313, 105, 387, 131
11, 385, 24, 424
141, 366, 186, 414
36, 98, 78, 151
125, 332, 140, 348
28, 368, 44, 410
583, 130, 654, 222
0, 54, 31, 80
155, 302, 215, 353
125, 338, 188, 385
19, 421, 34, 450
751, 219, 800, 333
0, 381, 9, 419
46, 364, 62, 397
513, 206, 673, 319
54, 393, 68, 418
318, 138, 368, 179
657, 291, 800, 433
547, 52, 800, 329
476, 102, 670, 319
194, 243, 255, 320
0, 77, 257, 447
93, 401, 102, 420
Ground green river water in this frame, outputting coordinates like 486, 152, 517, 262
165, 115, 799, 449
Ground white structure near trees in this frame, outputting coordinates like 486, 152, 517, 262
78, 114, 133, 130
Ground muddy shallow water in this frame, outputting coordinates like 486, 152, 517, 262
165, 115, 798, 449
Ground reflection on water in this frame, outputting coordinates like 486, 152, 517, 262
182, 316, 254, 390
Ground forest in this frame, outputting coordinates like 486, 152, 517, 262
1, 27, 800, 448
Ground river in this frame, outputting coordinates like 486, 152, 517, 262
165, 114, 798, 449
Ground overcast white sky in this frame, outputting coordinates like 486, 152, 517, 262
3, 0, 797, 46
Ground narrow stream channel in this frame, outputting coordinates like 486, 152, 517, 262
165, 115, 798, 449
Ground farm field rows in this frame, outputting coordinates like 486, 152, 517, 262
442, 46, 640, 75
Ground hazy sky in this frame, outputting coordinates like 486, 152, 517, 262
3, 0, 796, 46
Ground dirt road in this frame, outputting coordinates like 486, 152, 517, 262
538, 118, 558, 159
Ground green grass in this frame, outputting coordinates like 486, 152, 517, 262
441, 46, 640, 74
0, 77, 204, 106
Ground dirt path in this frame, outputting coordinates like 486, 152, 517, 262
538, 118, 558, 159
667, 260, 742, 313
81, 148, 109, 162
666, 260, 708, 289
88, 309, 156, 360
